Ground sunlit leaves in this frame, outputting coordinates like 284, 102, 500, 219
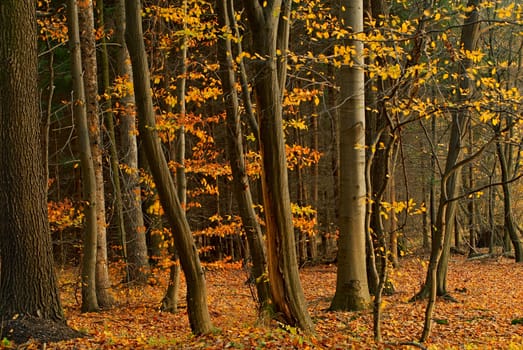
48, 198, 84, 232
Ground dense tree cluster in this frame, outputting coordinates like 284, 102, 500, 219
0, 0, 522, 344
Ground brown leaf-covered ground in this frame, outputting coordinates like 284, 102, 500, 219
9, 255, 523, 349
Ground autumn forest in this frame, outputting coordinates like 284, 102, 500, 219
0, 0, 523, 348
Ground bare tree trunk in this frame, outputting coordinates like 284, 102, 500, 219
418, 4, 481, 341
96, 0, 128, 271
0, 0, 66, 323
161, 0, 189, 311
496, 134, 523, 261
114, 0, 150, 283
330, 0, 371, 312
243, 0, 314, 333
216, 0, 271, 310
67, 0, 99, 312
125, 0, 213, 334
77, 0, 114, 308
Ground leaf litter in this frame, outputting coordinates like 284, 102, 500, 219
10, 255, 523, 349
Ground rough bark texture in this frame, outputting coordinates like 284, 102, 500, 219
115, 0, 150, 284
330, 0, 371, 312
0, 2, 80, 343
77, 0, 114, 308
0, 0, 64, 320
217, 0, 271, 309
243, 0, 314, 333
67, 0, 99, 313
125, 0, 213, 334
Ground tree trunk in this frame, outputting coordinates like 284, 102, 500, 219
243, 0, 314, 333
330, 0, 371, 312
114, 0, 150, 283
161, 0, 189, 311
77, 0, 114, 308
96, 0, 129, 271
496, 136, 523, 261
0, 0, 66, 323
419, 1, 481, 341
216, 0, 271, 310
124, 0, 213, 334
67, 0, 99, 313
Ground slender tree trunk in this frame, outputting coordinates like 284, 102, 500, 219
496, 135, 523, 261
419, 4, 481, 341
330, 0, 371, 312
96, 0, 128, 268
67, 0, 99, 313
216, 0, 271, 310
125, 0, 213, 334
114, 0, 150, 283
243, 0, 314, 333
161, 0, 189, 311
78, 0, 114, 308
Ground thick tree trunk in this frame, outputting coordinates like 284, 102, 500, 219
68, 0, 99, 313
124, 0, 213, 334
77, 0, 114, 308
243, 0, 314, 333
330, 0, 371, 312
0, 0, 66, 323
114, 0, 150, 283
216, 0, 271, 310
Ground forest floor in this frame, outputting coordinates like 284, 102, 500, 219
7, 254, 523, 349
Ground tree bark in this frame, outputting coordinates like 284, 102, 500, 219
114, 0, 150, 283
77, 0, 114, 308
496, 134, 523, 261
96, 0, 129, 273
67, 0, 99, 313
418, 4, 481, 340
0, 0, 66, 323
217, 0, 271, 310
330, 0, 371, 312
124, 0, 213, 334
243, 0, 314, 333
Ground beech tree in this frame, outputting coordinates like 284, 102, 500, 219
124, 0, 213, 334
330, 0, 371, 312
216, 0, 271, 309
114, 0, 150, 284
242, 0, 314, 333
77, 0, 114, 308
67, 0, 99, 313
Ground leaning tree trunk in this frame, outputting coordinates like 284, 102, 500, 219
330, 0, 371, 312
0, 0, 66, 324
124, 0, 213, 335
68, 0, 99, 313
77, 0, 114, 308
243, 0, 314, 333
216, 0, 271, 310
114, 0, 150, 283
